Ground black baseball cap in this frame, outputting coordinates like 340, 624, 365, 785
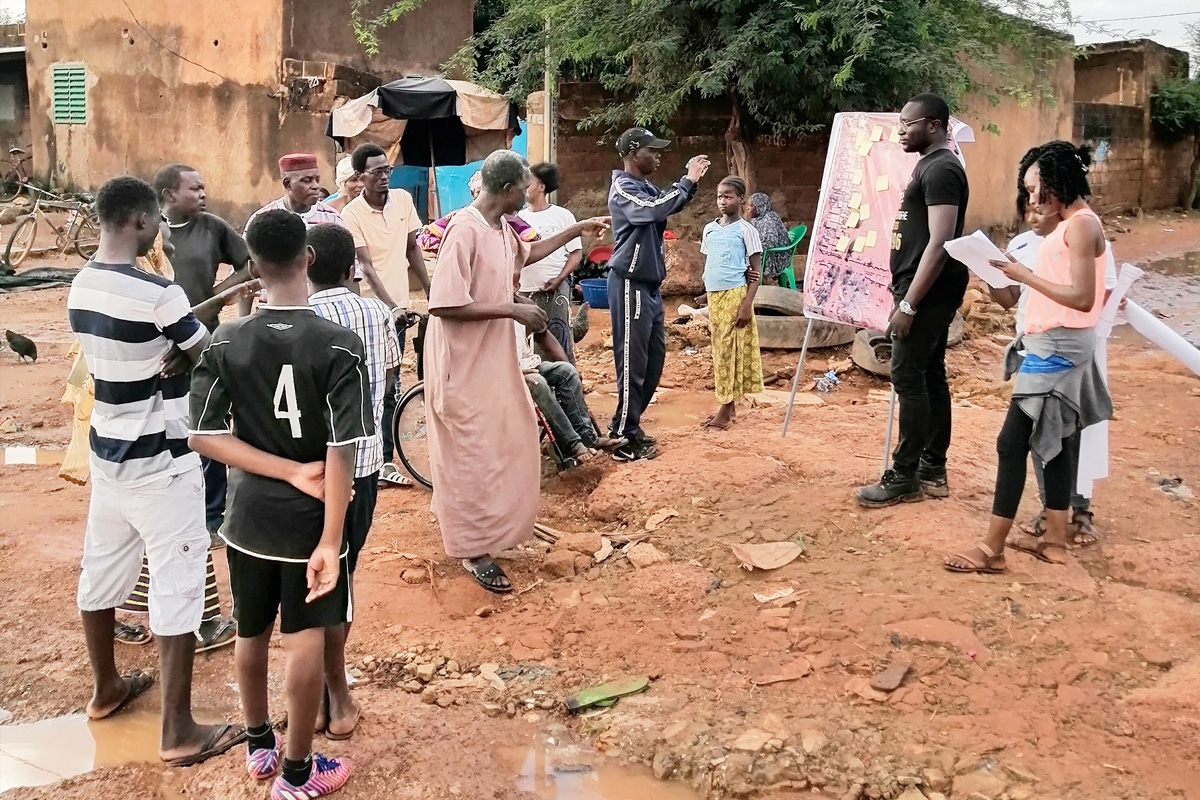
617, 127, 671, 157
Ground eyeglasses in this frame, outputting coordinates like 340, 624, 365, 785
897, 116, 933, 130
363, 166, 393, 179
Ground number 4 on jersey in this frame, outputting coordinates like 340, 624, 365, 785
273, 365, 303, 437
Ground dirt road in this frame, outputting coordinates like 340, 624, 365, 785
1, 211, 1198, 800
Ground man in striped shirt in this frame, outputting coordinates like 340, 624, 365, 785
67, 175, 242, 766
307, 223, 401, 737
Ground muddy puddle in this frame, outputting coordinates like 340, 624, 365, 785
588, 388, 716, 431
0, 710, 163, 792
1140, 250, 1200, 277
497, 740, 701, 800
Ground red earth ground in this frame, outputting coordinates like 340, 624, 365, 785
0, 210, 1198, 800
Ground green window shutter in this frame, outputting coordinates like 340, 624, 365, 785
52, 64, 86, 125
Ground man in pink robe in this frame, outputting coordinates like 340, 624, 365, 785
425, 151, 608, 592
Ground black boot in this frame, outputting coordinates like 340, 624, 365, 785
856, 469, 923, 508
917, 458, 949, 498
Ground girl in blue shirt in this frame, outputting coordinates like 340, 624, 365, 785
699, 176, 764, 429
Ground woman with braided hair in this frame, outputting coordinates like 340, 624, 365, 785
945, 141, 1112, 573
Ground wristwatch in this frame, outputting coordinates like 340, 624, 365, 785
898, 300, 916, 316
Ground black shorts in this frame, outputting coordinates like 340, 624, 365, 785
345, 473, 380, 574
226, 547, 351, 637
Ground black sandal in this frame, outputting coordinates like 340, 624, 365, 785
463, 558, 513, 594
115, 621, 152, 646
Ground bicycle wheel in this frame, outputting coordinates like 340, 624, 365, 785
5, 214, 37, 267
71, 211, 99, 259
0, 161, 22, 203
392, 382, 433, 490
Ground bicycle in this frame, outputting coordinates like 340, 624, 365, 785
391, 311, 571, 490
0, 146, 32, 203
4, 185, 99, 267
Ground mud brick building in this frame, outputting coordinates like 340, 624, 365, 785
1074, 39, 1196, 214
23, 0, 471, 224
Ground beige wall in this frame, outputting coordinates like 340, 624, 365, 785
25, 0, 471, 225
955, 50, 1076, 231
283, 0, 473, 80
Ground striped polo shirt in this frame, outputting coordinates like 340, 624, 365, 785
67, 262, 206, 485
310, 287, 401, 478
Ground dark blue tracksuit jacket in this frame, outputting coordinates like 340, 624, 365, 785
606, 169, 698, 438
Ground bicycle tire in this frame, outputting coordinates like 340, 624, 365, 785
71, 211, 99, 259
0, 161, 22, 203
392, 382, 433, 490
5, 214, 38, 267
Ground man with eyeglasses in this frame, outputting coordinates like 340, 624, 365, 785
340, 143, 431, 487
856, 93, 969, 509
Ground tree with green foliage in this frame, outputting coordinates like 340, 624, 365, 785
1150, 22, 1200, 209
354, 0, 1073, 188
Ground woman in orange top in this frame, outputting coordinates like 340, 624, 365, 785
946, 142, 1112, 573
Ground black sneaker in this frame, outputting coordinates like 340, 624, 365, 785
855, 469, 923, 508
635, 429, 657, 447
612, 436, 661, 463
917, 459, 950, 498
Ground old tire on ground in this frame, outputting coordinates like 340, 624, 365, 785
851, 329, 893, 378
756, 315, 856, 350
752, 284, 807, 317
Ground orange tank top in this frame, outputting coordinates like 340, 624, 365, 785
1023, 207, 1106, 335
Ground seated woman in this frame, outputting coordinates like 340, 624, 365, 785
747, 192, 791, 285
516, 322, 622, 469
945, 141, 1111, 574
418, 171, 538, 255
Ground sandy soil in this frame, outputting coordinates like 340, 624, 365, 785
0, 211, 1198, 800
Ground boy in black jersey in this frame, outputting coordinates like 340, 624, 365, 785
189, 210, 370, 798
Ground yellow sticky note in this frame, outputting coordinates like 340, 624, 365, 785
875, 174, 889, 192
848, 192, 862, 209
846, 211, 860, 229
852, 169, 863, 185
889, 126, 900, 143
857, 130, 868, 148
870, 125, 883, 142
836, 235, 850, 253
858, 141, 872, 157
866, 231, 878, 248
859, 203, 870, 222
853, 237, 866, 253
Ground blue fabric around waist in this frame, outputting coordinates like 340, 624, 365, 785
1018, 352, 1075, 374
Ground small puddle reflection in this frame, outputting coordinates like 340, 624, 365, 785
497, 742, 701, 800
589, 389, 716, 431
1142, 250, 1200, 277
0, 710, 162, 792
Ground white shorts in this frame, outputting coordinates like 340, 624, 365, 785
77, 467, 209, 637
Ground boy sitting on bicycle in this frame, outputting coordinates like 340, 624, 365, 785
516, 322, 623, 469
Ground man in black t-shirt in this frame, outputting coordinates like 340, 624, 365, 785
155, 164, 253, 544
189, 210, 367, 796
154, 164, 251, 323
857, 93, 969, 508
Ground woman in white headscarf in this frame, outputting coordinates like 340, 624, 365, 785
326, 156, 364, 214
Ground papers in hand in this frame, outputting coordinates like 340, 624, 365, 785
943, 230, 1018, 289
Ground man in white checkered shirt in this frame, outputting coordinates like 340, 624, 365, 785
306, 223, 401, 728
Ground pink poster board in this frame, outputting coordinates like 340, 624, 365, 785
803, 112, 967, 331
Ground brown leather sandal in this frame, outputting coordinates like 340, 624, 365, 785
944, 542, 1006, 574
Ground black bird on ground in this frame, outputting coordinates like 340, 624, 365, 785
5, 330, 37, 362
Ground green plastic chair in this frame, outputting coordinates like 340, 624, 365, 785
763, 224, 807, 289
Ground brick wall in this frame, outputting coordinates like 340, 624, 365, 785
1075, 102, 1145, 212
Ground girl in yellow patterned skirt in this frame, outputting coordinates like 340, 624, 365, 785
700, 176, 764, 430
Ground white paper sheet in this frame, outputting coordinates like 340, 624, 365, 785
1076, 263, 1142, 497
1125, 300, 1200, 377
943, 230, 1018, 288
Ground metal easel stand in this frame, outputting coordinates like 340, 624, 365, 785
880, 385, 897, 477
780, 318, 813, 437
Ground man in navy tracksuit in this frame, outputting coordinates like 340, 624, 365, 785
607, 128, 710, 462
